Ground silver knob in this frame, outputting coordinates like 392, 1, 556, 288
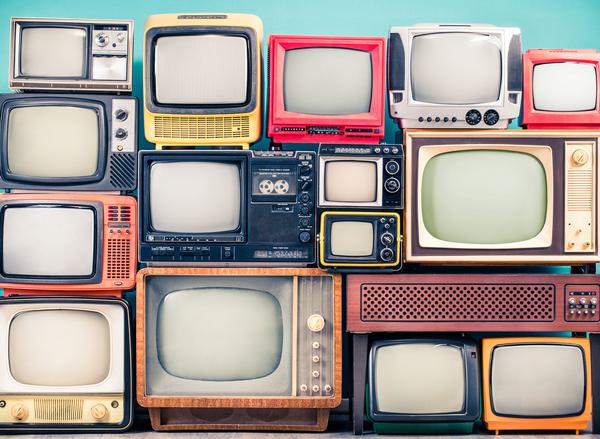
95, 33, 108, 47
116, 32, 125, 43
312, 355, 320, 363
312, 341, 320, 349
312, 370, 320, 378
299, 384, 307, 392
324, 385, 332, 393
312, 385, 320, 392
569, 298, 577, 305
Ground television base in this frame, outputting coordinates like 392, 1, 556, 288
148, 407, 330, 431
154, 144, 248, 151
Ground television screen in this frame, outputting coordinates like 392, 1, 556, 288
283, 47, 372, 115
533, 62, 597, 112
411, 33, 501, 105
149, 161, 241, 233
154, 35, 248, 105
7, 106, 99, 178
421, 150, 547, 244
20, 27, 86, 78
324, 160, 377, 203
157, 287, 283, 381
330, 221, 374, 256
9, 309, 110, 386
491, 344, 585, 416
2, 206, 95, 276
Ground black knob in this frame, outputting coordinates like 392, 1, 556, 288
451, 117, 457, 122
483, 110, 500, 126
426, 116, 433, 122
443, 117, 449, 122
115, 109, 128, 121
434, 117, 440, 122
300, 181, 311, 191
300, 205, 310, 215
380, 232, 395, 246
385, 160, 400, 175
299, 231, 311, 243
465, 110, 482, 125
300, 218, 310, 227
300, 165, 311, 175
418, 117, 424, 122
380, 248, 394, 262
384, 177, 400, 194
115, 128, 128, 139
300, 193, 311, 203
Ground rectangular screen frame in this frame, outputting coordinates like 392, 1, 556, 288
319, 157, 383, 207
522, 49, 600, 129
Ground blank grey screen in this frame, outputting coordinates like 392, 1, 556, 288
324, 160, 377, 202
154, 35, 248, 105
283, 48, 372, 115
150, 162, 241, 233
20, 27, 86, 77
374, 343, 465, 414
533, 62, 598, 112
157, 287, 283, 381
411, 33, 501, 104
2, 207, 95, 276
491, 344, 585, 416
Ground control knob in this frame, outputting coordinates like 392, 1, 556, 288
116, 32, 126, 43
380, 248, 394, 262
465, 109, 482, 125
115, 109, 128, 121
572, 149, 589, 166
95, 33, 109, 47
380, 232, 395, 246
115, 128, 128, 139
91, 403, 108, 420
385, 160, 400, 175
298, 231, 311, 243
483, 110, 500, 126
384, 177, 400, 194
300, 165, 311, 175
11, 404, 27, 420
307, 314, 325, 332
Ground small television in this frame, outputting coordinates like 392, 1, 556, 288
143, 13, 262, 149
0, 296, 132, 432
522, 49, 600, 129
0, 192, 137, 296
482, 337, 591, 434
9, 18, 133, 92
0, 93, 137, 192
139, 150, 315, 265
136, 267, 342, 431
318, 144, 403, 209
404, 130, 600, 265
268, 35, 385, 144
318, 211, 401, 271
366, 338, 479, 434
388, 24, 522, 129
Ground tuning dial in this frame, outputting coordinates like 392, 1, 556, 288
307, 314, 325, 332
384, 177, 400, 194
11, 404, 28, 420
385, 160, 400, 175
591, 298, 597, 305
569, 298, 577, 305
300, 165, 311, 175
380, 232, 395, 246
580, 298, 587, 305
116, 32, 126, 43
465, 109, 482, 125
95, 33, 109, 47
298, 231, 311, 243
483, 110, 500, 126
115, 109, 128, 121
91, 403, 108, 420
115, 128, 128, 139
572, 149, 589, 166
380, 248, 394, 262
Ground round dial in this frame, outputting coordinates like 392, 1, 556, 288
572, 149, 589, 166
91, 403, 108, 420
115, 128, 128, 139
380, 248, 394, 262
307, 314, 325, 332
380, 232, 395, 246
384, 177, 400, 194
115, 109, 128, 121
298, 231, 311, 243
11, 404, 28, 420
95, 33, 108, 47
483, 110, 500, 126
385, 160, 400, 175
465, 109, 482, 125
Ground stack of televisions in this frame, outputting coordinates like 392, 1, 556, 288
0, 12, 599, 436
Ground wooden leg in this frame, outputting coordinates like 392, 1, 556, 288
352, 333, 369, 435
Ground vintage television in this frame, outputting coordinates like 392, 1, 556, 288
139, 150, 315, 265
0, 93, 137, 192
482, 337, 591, 434
143, 13, 262, 149
0, 193, 137, 296
268, 35, 385, 144
346, 273, 600, 434
388, 24, 522, 128
318, 144, 403, 209
318, 211, 401, 271
0, 296, 132, 432
366, 338, 479, 434
9, 18, 133, 92
522, 49, 600, 129
404, 130, 600, 266
136, 267, 342, 431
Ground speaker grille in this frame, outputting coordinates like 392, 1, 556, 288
107, 238, 131, 279
34, 398, 83, 421
109, 154, 136, 189
567, 169, 593, 211
154, 115, 250, 139
360, 283, 555, 321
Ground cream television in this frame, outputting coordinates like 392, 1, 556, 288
9, 18, 133, 92
0, 296, 132, 432
404, 130, 600, 266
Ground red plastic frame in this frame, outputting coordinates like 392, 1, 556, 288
522, 49, 600, 129
0, 193, 137, 298
268, 35, 385, 144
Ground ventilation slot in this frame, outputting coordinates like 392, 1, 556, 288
154, 115, 250, 139
109, 154, 136, 189
107, 205, 132, 223
34, 399, 83, 421
107, 238, 131, 279
567, 169, 593, 211
360, 284, 555, 321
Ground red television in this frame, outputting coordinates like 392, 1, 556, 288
522, 49, 600, 129
268, 35, 385, 144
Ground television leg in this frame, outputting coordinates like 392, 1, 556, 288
591, 333, 600, 434
570, 264, 597, 274
352, 333, 369, 435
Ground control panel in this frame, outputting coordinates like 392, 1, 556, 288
414, 109, 501, 127
92, 24, 130, 82
565, 285, 599, 321
111, 98, 136, 153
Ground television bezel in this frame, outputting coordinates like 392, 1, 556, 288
367, 338, 480, 423
522, 49, 600, 128
319, 157, 383, 207
268, 35, 386, 143
0, 295, 133, 432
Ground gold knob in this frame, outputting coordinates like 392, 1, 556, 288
91, 403, 108, 420
572, 149, 589, 166
11, 404, 27, 420
307, 314, 325, 332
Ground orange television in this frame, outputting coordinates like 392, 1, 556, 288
0, 193, 136, 297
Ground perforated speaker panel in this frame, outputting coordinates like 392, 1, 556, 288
154, 115, 250, 140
